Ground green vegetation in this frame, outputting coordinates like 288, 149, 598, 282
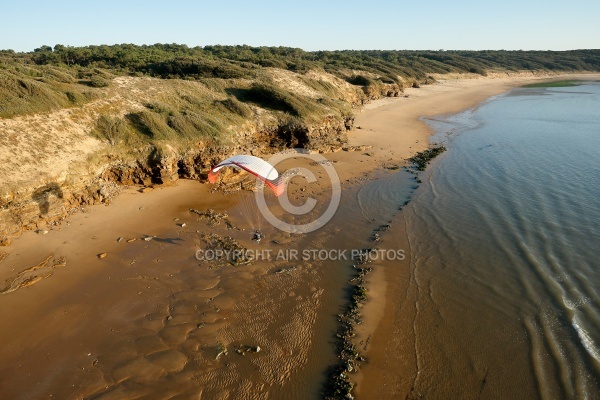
229, 82, 349, 122
235, 83, 303, 116
135, 107, 222, 141
522, 80, 582, 87
0, 62, 100, 118
1, 44, 599, 156
93, 115, 129, 145
218, 97, 252, 118
89, 75, 110, 87
4, 44, 600, 85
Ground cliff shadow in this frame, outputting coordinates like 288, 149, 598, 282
32, 183, 64, 215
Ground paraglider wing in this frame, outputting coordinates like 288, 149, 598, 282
208, 155, 285, 196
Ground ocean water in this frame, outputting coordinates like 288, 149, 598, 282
402, 82, 600, 398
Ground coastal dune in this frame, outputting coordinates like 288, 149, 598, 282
1, 72, 599, 398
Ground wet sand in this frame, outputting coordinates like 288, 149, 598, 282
353, 72, 600, 399
2, 72, 599, 399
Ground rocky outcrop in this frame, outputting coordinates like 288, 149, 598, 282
360, 83, 403, 103
256, 115, 353, 151
100, 114, 354, 184
0, 179, 121, 246
0, 114, 354, 246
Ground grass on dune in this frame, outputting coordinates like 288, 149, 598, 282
0, 64, 101, 118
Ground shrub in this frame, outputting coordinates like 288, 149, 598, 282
239, 83, 301, 116
300, 77, 340, 98
346, 75, 374, 86
258, 59, 287, 68
0, 75, 69, 117
93, 115, 128, 145
128, 108, 225, 143
198, 78, 226, 92
172, 111, 222, 140
89, 75, 109, 87
65, 91, 85, 104
212, 64, 251, 79
42, 66, 76, 83
218, 97, 252, 118
145, 102, 175, 116
133, 110, 174, 139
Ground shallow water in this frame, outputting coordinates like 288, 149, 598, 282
401, 82, 600, 398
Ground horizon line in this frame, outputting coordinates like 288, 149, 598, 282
2, 42, 599, 54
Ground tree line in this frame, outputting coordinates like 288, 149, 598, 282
2, 44, 599, 83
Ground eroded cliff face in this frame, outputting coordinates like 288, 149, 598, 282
361, 83, 403, 101
0, 179, 121, 246
0, 64, 412, 246
100, 113, 353, 184
0, 113, 355, 245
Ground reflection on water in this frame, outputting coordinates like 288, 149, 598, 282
403, 83, 600, 398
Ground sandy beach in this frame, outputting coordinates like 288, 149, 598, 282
2, 72, 599, 399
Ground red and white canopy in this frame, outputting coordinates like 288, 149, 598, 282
208, 155, 284, 196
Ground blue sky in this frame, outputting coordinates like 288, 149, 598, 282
1, 0, 598, 52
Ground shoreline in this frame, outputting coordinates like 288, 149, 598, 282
1, 72, 599, 398
352, 72, 600, 398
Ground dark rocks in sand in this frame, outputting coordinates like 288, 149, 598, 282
343, 145, 371, 152
275, 266, 297, 274
235, 348, 245, 355
200, 233, 248, 266
324, 254, 374, 399
377, 224, 391, 232
408, 146, 446, 171
234, 345, 262, 356
190, 208, 229, 227
215, 343, 228, 360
